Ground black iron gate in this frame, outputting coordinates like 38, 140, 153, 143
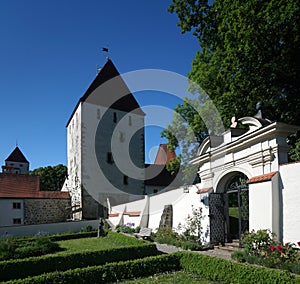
209, 174, 249, 246
209, 193, 226, 245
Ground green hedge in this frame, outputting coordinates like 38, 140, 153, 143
4, 253, 181, 284
179, 252, 299, 284
0, 243, 158, 281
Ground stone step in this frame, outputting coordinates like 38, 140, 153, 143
214, 240, 242, 253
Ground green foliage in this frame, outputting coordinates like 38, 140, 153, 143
116, 224, 136, 234
166, 0, 300, 164
0, 236, 60, 261
179, 251, 298, 283
3, 253, 180, 283
233, 229, 300, 274
0, 236, 158, 281
177, 206, 204, 243
154, 227, 181, 247
117, 270, 219, 284
30, 164, 67, 191
241, 229, 275, 256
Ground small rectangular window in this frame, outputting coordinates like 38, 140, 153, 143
13, 218, 21, 224
113, 112, 117, 123
123, 175, 128, 185
97, 109, 101, 119
13, 202, 21, 209
107, 152, 114, 164
129, 115, 132, 126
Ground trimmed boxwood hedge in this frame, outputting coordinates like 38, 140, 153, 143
4, 251, 299, 284
0, 243, 158, 281
179, 251, 299, 284
3, 253, 182, 284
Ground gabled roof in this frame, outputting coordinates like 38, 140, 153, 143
154, 144, 176, 165
5, 147, 29, 163
67, 59, 144, 127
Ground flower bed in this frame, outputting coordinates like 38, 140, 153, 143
232, 229, 300, 275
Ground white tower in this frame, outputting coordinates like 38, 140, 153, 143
65, 59, 145, 220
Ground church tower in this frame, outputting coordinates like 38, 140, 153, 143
64, 59, 145, 220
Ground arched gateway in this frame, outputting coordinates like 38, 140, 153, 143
191, 113, 300, 246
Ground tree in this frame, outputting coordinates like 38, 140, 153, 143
30, 164, 67, 191
164, 0, 300, 173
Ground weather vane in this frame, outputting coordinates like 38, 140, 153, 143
96, 46, 110, 73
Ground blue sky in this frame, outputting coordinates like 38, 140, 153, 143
0, 1, 199, 169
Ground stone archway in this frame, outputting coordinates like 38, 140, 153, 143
210, 171, 249, 245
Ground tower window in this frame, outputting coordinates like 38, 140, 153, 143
113, 112, 117, 123
13, 202, 21, 209
107, 152, 114, 164
123, 175, 128, 185
97, 109, 101, 119
129, 115, 132, 126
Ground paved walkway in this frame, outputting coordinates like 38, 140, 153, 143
155, 243, 233, 261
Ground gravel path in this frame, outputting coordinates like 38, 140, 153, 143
155, 243, 233, 261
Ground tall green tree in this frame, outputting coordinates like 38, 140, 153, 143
30, 164, 67, 191
163, 0, 300, 171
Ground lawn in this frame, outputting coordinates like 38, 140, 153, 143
121, 271, 221, 284
56, 237, 123, 253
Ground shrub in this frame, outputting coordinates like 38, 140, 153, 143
234, 229, 300, 274
0, 240, 158, 281
116, 224, 136, 234
4, 253, 182, 284
0, 236, 60, 261
179, 251, 298, 284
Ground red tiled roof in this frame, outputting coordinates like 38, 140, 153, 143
0, 173, 69, 199
196, 187, 213, 194
123, 211, 141, 217
280, 160, 300, 167
154, 144, 176, 165
108, 213, 119, 217
247, 171, 278, 184
5, 147, 29, 163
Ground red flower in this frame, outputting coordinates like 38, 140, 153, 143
285, 242, 290, 246
297, 241, 300, 247
269, 245, 275, 251
276, 245, 283, 252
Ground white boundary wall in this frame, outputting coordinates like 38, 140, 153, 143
280, 162, 300, 244
0, 220, 99, 237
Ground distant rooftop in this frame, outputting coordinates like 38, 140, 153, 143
154, 144, 176, 165
5, 146, 29, 163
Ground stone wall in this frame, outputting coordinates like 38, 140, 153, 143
24, 198, 71, 225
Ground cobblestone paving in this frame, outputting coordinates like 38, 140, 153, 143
155, 243, 233, 261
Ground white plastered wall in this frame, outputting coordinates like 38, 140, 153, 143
279, 162, 300, 244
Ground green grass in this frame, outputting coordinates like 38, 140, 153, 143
121, 270, 220, 283
229, 207, 238, 218
55, 234, 143, 254
56, 237, 117, 253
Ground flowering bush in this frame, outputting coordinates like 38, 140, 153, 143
177, 206, 204, 244
233, 229, 300, 274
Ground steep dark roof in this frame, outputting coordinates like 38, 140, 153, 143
5, 147, 29, 163
67, 59, 144, 127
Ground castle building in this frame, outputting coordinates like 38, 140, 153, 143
64, 59, 145, 220
2, 146, 29, 174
